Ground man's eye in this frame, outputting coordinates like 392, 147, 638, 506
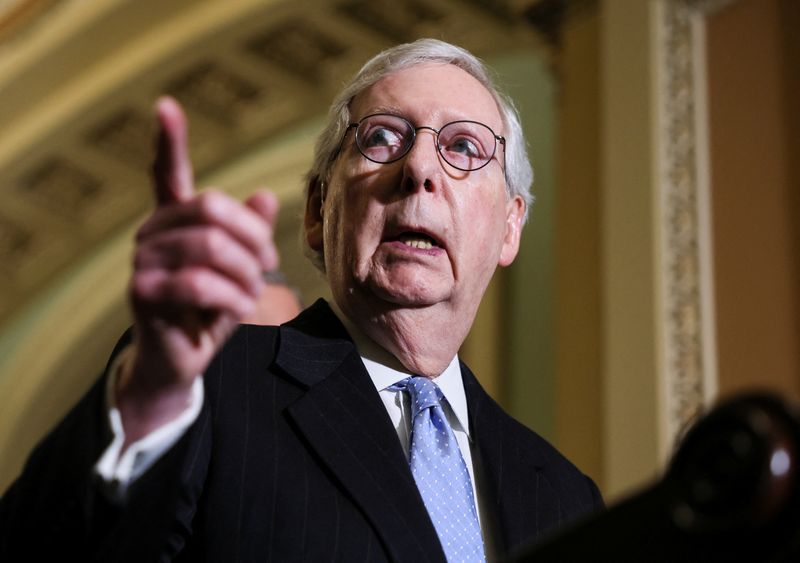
362, 127, 403, 148
446, 136, 482, 158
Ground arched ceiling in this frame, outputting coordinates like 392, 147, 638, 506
0, 0, 546, 327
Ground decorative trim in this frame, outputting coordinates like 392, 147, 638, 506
655, 0, 737, 454
523, 0, 596, 49
0, 0, 61, 45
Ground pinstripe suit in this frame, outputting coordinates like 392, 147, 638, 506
1, 299, 602, 561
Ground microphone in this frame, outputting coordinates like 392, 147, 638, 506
512, 393, 800, 562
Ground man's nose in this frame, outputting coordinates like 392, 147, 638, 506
401, 128, 440, 193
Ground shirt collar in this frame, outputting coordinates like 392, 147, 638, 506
329, 301, 471, 438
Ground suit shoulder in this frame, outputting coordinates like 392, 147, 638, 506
517, 417, 597, 485
218, 323, 279, 359
203, 325, 280, 388
461, 364, 602, 509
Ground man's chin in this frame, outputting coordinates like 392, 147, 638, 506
368, 282, 449, 310
377, 259, 452, 290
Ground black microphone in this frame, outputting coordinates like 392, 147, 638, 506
512, 393, 800, 562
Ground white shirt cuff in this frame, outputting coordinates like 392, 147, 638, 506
93, 349, 204, 501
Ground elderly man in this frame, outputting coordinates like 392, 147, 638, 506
1, 39, 601, 561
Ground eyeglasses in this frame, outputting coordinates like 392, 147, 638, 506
332, 113, 506, 173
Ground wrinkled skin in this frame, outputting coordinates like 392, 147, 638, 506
305, 63, 525, 377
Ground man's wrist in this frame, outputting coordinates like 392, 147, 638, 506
96, 370, 204, 502
116, 347, 198, 447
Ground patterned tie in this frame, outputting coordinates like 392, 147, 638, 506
392, 376, 485, 562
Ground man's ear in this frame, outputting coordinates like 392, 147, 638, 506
304, 175, 324, 251
498, 195, 525, 267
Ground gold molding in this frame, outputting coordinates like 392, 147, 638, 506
0, 0, 61, 44
0, 0, 538, 327
654, 0, 737, 455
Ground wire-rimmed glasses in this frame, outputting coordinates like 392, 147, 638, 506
333, 113, 505, 173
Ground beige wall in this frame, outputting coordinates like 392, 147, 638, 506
553, 4, 604, 490
706, 0, 800, 399
600, 0, 662, 497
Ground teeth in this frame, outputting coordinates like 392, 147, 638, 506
401, 237, 433, 249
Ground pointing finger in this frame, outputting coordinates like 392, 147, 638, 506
152, 96, 194, 205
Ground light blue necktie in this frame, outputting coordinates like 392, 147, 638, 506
392, 376, 485, 562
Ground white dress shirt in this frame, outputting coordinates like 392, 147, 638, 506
94, 346, 204, 500
334, 309, 483, 527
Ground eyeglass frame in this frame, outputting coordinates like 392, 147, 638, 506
329, 112, 507, 174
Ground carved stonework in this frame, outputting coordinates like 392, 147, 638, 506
166, 61, 265, 128
247, 19, 348, 84
19, 157, 103, 219
337, 0, 445, 43
86, 108, 154, 171
463, 0, 517, 23
659, 0, 705, 445
0, 216, 32, 274
0, 0, 62, 46
523, 0, 596, 50
656, 0, 735, 448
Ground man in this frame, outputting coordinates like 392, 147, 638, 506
1, 39, 601, 561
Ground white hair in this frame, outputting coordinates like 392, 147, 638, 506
304, 38, 534, 270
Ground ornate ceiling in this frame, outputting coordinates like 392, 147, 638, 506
0, 0, 547, 327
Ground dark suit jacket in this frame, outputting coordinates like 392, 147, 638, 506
1, 299, 602, 562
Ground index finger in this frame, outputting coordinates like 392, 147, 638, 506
152, 96, 195, 205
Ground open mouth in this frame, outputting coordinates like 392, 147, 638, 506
383, 226, 443, 251
396, 232, 438, 250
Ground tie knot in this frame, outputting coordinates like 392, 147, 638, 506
391, 376, 443, 417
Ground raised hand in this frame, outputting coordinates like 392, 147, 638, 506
116, 97, 279, 444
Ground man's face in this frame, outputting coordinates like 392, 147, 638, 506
307, 62, 525, 325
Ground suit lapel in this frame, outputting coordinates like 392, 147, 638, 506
275, 301, 446, 563
462, 363, 552, 555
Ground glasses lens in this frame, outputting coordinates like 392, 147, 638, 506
355, 114, 414, 163
437, 121, 497, 171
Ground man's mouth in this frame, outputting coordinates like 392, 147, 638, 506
396, 232, 438, 250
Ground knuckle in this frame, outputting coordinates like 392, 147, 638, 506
245, 256, 262, 279
135, 207, 170, 241
256, 219, 271, 243
132, 238, 161, 268
196, 189, 225, 220
128, 273, 153, 303
179, 270, 206, 302
199, 227, 225, 258
133, 237, 171, 271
